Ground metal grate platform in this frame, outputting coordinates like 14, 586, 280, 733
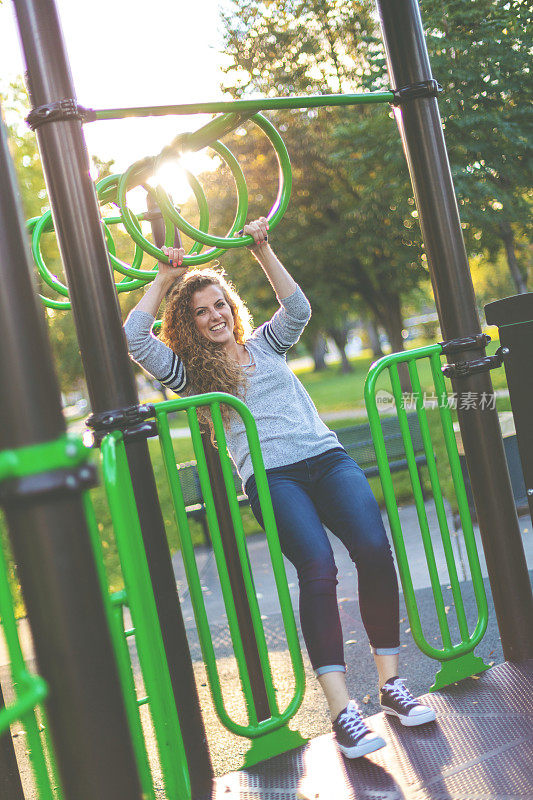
213, 660, 533, 799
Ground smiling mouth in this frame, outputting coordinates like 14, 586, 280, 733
210, 323, 226, 332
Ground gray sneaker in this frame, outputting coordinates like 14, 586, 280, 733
380, 676, 436, 726
332, 700, 387, 758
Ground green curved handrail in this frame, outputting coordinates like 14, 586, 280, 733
153, 393, 305, 739
364, 344, 490, 690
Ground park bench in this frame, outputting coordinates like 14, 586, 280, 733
175, 411, 428, 545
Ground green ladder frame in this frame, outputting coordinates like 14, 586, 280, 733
364, 344, 490, 690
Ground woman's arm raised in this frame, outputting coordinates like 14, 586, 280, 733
243, 218, 297, 301
123, 246, 188, 394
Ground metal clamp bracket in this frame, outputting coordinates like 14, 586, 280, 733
439, 334, 508, 379
0, 434, 97, 506
26, 99, 96, 130
86, 403, 157, 445
391, 79, 442, 106
439, 333, 491, 356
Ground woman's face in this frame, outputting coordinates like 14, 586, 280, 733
191, 284, 235, 345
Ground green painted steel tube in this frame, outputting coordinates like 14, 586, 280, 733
155, 412, 242, 734
153, 394, 305, 738
81, 491, 156, 800
186, 406, 261, 728
181, 112, 255, 152
210, 403, 278, 710
91, 92, 395, 121
156, 114, 290, 251
388, 364, 454, 649
119, 139, 249, 264
428, 355, 489, 641
101, 431, 191, 800
406, 359, 470, 642
108, 597, 156, 800
0, 522, 57, 799
0, 432, 88, 481
364, 345, 488, 662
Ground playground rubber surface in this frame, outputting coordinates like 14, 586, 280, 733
211, 659, 533, 799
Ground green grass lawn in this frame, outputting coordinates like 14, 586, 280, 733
2, 337, 512, 616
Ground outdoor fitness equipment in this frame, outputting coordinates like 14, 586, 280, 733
28, 112, 292, 318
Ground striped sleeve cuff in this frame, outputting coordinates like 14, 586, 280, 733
159, 352, 187, 393
262, 321, 292, 355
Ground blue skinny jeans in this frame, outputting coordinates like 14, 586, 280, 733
245, 447, 400, 675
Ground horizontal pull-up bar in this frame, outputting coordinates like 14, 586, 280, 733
86, 92, 395, 122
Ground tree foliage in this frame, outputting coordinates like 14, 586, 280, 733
218, 0, 532, 346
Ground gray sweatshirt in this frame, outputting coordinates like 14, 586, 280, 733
124, 286, 340, 486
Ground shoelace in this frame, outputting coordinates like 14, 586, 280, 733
338, 702, 369, 737
384, 679, 419, 709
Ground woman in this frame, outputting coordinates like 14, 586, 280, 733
124, 217, 436, 759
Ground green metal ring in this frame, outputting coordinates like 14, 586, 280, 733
154, 138, 248, 265
156, 113, 290, 250
98, 175, 158, 284
118, 139, 248, 266
32, 210, 69, 297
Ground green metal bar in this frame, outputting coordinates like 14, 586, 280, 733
0, 529, 58, 799
108, 599, 156, 800
389, 364, 454, 649
407, 359, 471, 642
364, 345, 490, 688
181, 112, 255, 152
154, 395, 305, 738
155, 411, 241, 735
429, 354, 489, 638
0, 433, 88, 481
91, 92, 395, 121
210, 403, 279, 715
186, 406, 259, 729
101, 432, 191, 800
83, 501, 156, 800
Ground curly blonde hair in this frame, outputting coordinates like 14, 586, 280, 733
160, 266, 253, 431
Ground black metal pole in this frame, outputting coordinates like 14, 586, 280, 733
0, 683, 25, 800
485, 295, 533, 524
0, 101, 144, 800
202, 431, 272, 720
375, 0, 533, 661
12, 0, 213, 794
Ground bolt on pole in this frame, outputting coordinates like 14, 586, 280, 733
375, 0, 533, 661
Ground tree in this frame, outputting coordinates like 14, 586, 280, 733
219, 0, 429, 384
423, 0, 532, 292
219, 0, 532, 335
